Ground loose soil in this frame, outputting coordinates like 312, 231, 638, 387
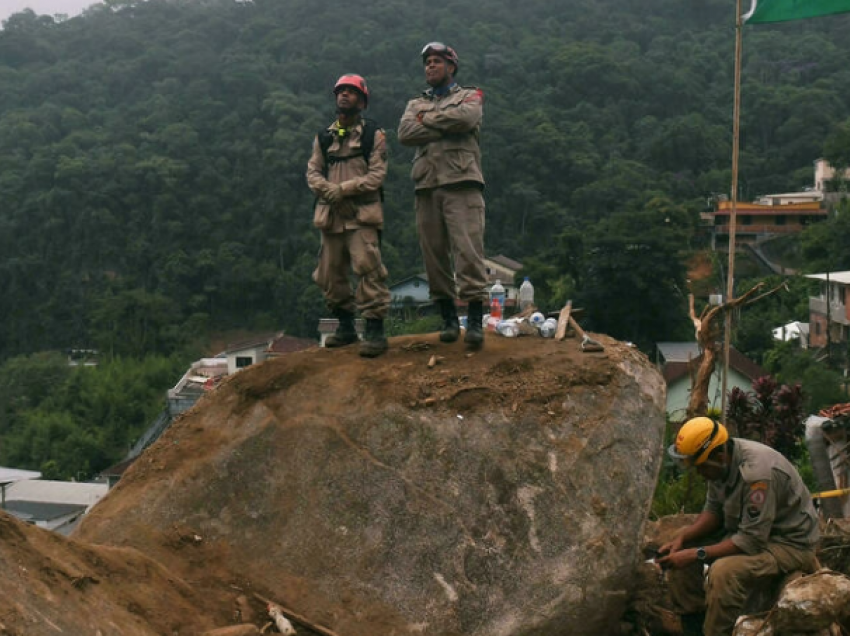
1, 329, 633, 636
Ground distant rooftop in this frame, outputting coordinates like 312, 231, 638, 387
806, 271, 850, 285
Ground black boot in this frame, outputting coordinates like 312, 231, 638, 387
438, 299, 460, 343
360, 318, 388, 358
465, 300, 484, 347
326, 309, 358, 348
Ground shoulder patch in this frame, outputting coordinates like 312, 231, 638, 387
463, 88, 484, 104
748, 481, 768, 507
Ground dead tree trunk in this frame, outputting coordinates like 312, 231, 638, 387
685, 282, 786, 421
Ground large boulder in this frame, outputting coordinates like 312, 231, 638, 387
78, 332, 666, 636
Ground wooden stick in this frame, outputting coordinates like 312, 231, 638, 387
554, 300, 572, 341
252, 592, 342, 636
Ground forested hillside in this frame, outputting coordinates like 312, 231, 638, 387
1, 0, 850, 361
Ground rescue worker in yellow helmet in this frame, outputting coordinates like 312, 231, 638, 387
306, 74, 391, 357
656, 417, 819, 636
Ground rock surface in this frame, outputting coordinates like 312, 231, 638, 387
4, 331, 667, 636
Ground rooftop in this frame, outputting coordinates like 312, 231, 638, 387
806, 271, 850, 285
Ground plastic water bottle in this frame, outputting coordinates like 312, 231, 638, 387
519, 277, 534, 311
530, 312, 545, 328
489, 280, 506, 311
497, 320, 519, 337
488, 297, 502, 331
540, 318, 557, 338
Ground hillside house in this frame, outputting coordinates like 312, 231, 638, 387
656, 342, 767, 422
701, 158, 849, 248
705, 200, 827, 249
224, 332, 315, 374
386, 255, 525, 312
1, 478, 108, 535
815, 158, 850, 194
389, 273, 431, 310
806, 271, 850, 352
772, 321, 809, 347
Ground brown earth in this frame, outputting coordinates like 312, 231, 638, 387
2, 329, 641, 636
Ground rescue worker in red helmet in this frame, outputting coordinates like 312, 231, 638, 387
656, 417, 819, 636
398, 42, 487, 348
306, 74, 390, 357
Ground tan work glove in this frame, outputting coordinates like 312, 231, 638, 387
325, 183, 344, 204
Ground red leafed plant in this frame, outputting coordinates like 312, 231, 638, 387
725, 376, 805, 462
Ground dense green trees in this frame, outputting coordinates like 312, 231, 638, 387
1, 0, 850, 477
0, 0, 848, 362
0, 353, 184, 479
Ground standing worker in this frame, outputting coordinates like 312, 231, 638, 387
398, 42, 487, 347
306, 74, 391, 358
657, 417, 819, 636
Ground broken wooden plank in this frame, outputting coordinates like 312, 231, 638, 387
554, 300, 572, 341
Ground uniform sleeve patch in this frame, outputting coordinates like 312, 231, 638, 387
463, 89, 484, 104
748, 481, 768, 507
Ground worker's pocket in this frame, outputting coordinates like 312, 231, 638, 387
313, 203, 332, 230
356, 202, 383, 226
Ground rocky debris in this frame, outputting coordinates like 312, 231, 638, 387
73, 332, 666, 636
628, 517, 850, 636
0, 510, 220, 636
732, 570, 850, 636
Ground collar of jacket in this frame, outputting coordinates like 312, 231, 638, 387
327, 116, 363, 134
424, 82, 459, 98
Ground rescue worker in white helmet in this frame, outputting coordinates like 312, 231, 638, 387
306, 74, 390, 357
656, 417, 819, 636
397, 42, 488, 348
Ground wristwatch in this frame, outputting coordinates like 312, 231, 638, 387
696, 547, 707, 562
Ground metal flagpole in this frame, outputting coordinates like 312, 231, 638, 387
721, 0, 745, 427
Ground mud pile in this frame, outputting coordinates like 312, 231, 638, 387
2, 331, 667, 636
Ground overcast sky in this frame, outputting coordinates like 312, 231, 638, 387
1, 0, 98, 24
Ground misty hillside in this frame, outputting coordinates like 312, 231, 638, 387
1, 0, 849, 359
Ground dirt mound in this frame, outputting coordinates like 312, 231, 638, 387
2, 330, 658, 635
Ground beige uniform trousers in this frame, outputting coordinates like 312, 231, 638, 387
668, 543, 818, 636
415, 186, 487, 303
313, 227, 389, 319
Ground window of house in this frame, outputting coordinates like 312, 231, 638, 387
414, 281, 420, 288
775, 215, 786, 225
814, 322, 821, 335
235, 356, 252, 368
741, 215, 752, 225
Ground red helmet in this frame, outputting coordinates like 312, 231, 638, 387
334, 74, 369, 107
421, 42, 459, 73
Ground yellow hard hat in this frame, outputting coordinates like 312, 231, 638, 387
668, 417, 729, 467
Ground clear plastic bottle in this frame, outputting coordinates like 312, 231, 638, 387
519, 277, 534, 311
489, 279, 506, 310
539, 318, 558, 338
497, 320, 519, 337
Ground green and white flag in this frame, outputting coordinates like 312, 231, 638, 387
744, 0, 850, 23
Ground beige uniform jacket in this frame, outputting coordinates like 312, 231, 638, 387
397, 85, 484, 191
704, 438, 819, 555
306, 118, 388, 233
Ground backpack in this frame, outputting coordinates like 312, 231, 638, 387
318, 118, 384, 201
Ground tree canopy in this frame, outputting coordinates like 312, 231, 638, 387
0, 0, 848, 360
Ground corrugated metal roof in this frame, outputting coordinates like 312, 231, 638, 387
6, 480, 108, 507
0, 467, 41, 485
806, 271, 850, 285
2, 500, 86, 522
656, 342, 701, 363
